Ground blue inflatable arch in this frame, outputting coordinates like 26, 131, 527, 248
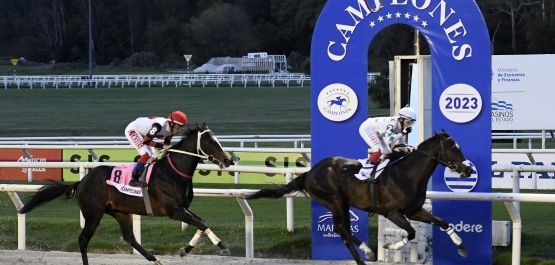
310, 1, 491, 264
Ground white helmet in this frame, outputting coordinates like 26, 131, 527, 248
399, 107, 417, 121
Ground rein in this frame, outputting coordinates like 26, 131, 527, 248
163, 129, 224, 177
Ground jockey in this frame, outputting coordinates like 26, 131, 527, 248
357, 106, 416, 178
125, 110, 188, 187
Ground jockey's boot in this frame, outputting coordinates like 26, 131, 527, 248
368, 159, 380, 180
129, 162, 146, 187
355, 159, 376, 180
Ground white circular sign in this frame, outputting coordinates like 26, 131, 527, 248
444, 160, 478, 192
317, 83, 358, 122
439, 83, 482, 123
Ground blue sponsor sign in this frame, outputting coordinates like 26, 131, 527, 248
311, 0, 491, 264
311, 201, 369, 260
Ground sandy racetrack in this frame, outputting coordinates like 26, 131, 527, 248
0, 250, 384, 265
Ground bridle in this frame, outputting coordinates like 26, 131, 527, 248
163, 129, 226, 177
414, 136, 461, 173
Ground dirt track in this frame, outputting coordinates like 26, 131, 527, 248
0, 250, 395, 265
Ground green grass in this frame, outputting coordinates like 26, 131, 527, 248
0, 86, 312, 137
2, 185, 555, 264
1, 83, 555, 264
0, 86, 389, 138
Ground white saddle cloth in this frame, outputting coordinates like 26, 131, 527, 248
354, 159, 390, 180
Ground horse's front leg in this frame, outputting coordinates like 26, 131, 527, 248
407, 208, 467, 258
382, 209, 415, 250
171, 208, 231, 257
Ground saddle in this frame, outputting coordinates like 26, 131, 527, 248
106, 163, 155, 197
354, 158, 389, 181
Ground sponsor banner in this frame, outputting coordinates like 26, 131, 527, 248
492, 153, 555, 189
492, 55, 555, 130
311, 201, 369, 260
63, 149, 139, 181
195, 152, 309, 184
0, 149, 62, 181
63, 149, 309, 183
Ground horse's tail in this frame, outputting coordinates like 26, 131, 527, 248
18, 180, 80, 214
246, 172, 308, 200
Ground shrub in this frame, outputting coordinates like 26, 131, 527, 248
129, 52, 159, 68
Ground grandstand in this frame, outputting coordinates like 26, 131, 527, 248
240, 52, 287, 74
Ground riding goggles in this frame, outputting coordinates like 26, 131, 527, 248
403, 119, 415, 127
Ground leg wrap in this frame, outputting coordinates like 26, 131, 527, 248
188, 229, 203, 247
445, 227, 463, 245
205, 228, 221, 245
390, 237, 409, 250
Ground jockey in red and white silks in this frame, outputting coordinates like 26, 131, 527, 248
124, 110, 188, 187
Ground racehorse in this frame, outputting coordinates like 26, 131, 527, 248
19, 123, 232, 265
247, 130, 473, 265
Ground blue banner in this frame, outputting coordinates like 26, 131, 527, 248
311, 0, 491, 263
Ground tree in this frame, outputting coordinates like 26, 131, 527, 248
482, 0, 542, 54
25, 0, 69, 62
368, 67, 390, 108
184, 3, 260, 63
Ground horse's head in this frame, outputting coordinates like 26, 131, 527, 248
435, 131, 473, 178
189, 123, 232, 169
420, 130, 473, 178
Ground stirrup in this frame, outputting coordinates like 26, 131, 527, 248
129, 179, 146, 187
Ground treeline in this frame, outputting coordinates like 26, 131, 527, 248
0, 0, 553, 69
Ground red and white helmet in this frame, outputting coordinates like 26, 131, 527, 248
168, 110, 188, 126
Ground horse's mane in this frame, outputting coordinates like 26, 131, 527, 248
416, 131, 449, 150
181, 123, 209, 138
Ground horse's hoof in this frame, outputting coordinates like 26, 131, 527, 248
383, 242, 391, 249
154, 259, 164, 265
179, 248, 187, 257
458, 244, 468, 258
179, 245, 194, 257
219, 248, 231, 256
365, 251, 376, 261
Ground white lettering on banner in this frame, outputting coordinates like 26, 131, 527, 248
317, 224, 360, 234
327, 0, 471, 62
441, 221, 483, 233
17, 156, 46, 172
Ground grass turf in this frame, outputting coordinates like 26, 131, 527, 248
1, 85, 555, 264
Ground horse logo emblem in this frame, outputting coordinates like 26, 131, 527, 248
325, 96, 348, 111
318, 210, 359, 223
317, 83, 358, 122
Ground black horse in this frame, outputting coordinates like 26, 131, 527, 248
19, 124, 232, 265
247, 131, 473, 265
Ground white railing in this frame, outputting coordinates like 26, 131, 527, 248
379, 164, 555, 265
0, 74, 312, 89
2, 161, 555, 264
0, 135, 311, 148
0, 73, 384, 89
0, 162, 309, 259
492, 130, 555, 149
2, 130, 555, 149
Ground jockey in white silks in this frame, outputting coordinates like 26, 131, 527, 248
355, 107, 417, 179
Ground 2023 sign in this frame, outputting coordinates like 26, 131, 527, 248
444, 96, 479, 110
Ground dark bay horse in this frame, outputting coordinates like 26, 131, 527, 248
247, 131, 473, 265
19, 124, 232, 265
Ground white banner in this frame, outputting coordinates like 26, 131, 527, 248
492, 54, 555, 130
492, 153, 555, 189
